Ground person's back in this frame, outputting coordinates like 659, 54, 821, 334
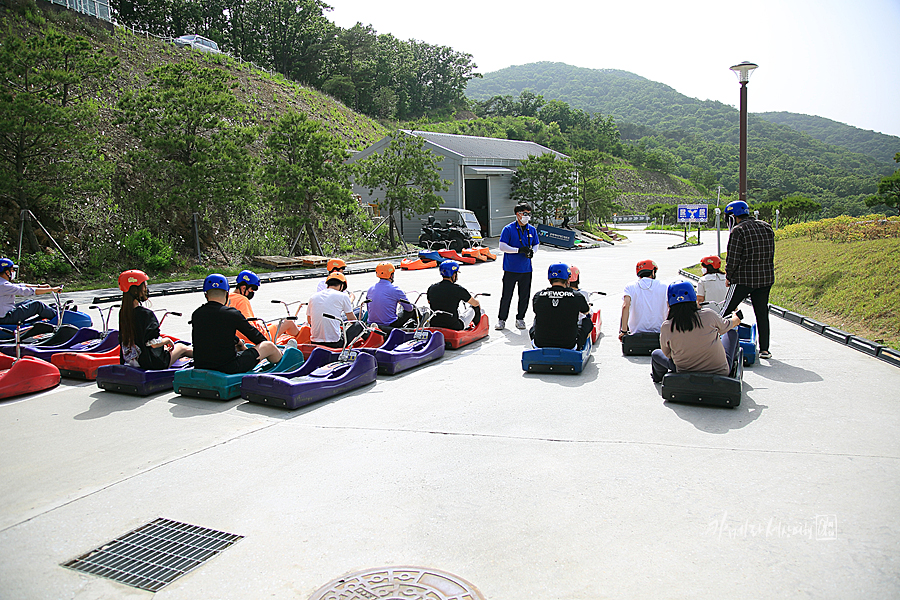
427, 279, 470, 330
697, 273, 727, 312
532, 264, 590, 349
366, 263, 414, 328
623, 277, 667, 333
308, 287, 353, 343
728, 217, 775, 287
660, 308, 734, 375
191, 301, 264, 370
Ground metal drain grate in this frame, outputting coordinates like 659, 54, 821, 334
308, 566, 485, 600
61, 518, 243, 592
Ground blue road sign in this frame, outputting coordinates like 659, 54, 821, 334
677, 204, 709, 223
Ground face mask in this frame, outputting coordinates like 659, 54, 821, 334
247, 290, 256, 300
520, 214, 531, 224
701, 266, 708, 275
9, 270, 16, 280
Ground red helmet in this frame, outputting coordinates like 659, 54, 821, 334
118, 269, 148, 292
327, 258, 347, 272
700, 255, 721, 270
568, 265, 580, 282
375, 262, 395, 279
636, 259, 658, 276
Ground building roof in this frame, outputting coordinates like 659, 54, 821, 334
405, 130, 566, 161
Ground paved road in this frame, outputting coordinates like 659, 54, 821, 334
1, 228, 898, 599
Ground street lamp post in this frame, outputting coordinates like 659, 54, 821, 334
730, 61, 758, 204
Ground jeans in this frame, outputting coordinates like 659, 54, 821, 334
0, 300, 56, 325
498, 271, 532, 322
651, 328, 739, 382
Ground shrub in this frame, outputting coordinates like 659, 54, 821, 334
123, 229, 175, 270
19, 252, 72, 279
775, 214, 900, 243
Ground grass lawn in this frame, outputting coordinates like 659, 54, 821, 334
683, 237, 900, 350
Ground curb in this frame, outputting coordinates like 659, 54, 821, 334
678, 269, 898, 369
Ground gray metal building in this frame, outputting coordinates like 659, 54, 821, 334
349, 131, 566, 242
48, 0, 111, 21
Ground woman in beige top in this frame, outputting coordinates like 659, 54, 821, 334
651, 281, 741, 383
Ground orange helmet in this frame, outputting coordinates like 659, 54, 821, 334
700, 255, 721, 270
375, 262, 395, 279
118, 269, 148, 292
568, 265, 580, 282
325, 272, 347, 285
327, 258, 346, 272
636, 259, 658, 276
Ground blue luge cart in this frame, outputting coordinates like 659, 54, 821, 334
173, 347, 305, 400
522, 336, 592, 374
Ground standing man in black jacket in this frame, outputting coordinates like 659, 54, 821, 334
721, 201, 776, 359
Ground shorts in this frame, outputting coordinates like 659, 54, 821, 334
214, 347, 260, 374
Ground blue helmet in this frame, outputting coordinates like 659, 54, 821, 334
237, 269, 260, 288
439, 260, 460, 278
667, 281, 697, 306
0, 258, 16, 272
203, 273, 230, 293
725, 200, 750, 218
548, 263, 570, 281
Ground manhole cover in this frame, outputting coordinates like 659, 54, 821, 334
308, 566, 485, 600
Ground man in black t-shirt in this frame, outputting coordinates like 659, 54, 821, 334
427, 261, 481, 330
191, 274, 283, 374
531, 263, 591, 349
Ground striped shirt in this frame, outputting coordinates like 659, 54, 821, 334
725, 218, 775, 288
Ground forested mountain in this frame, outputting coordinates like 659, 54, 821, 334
465, 62, 898, 216
756, 112, 898, 165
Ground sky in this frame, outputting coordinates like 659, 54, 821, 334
329, 0, 900, 139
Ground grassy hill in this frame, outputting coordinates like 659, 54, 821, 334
0, 0, 389, 277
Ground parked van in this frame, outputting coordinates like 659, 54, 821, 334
173, 35, 221, 53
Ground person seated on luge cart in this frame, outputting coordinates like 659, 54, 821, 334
696, 255, 728, 314
0, 257, 62, 325
316, 259, 347, 292
530, 263, 591, 350
118, 269, 193, 369
651, 281, 741, 383
426, 260, 481, 331
228, 269, 299, 344
366, 262, 416, 331
191, 274, 283, 374
307, 272, 365, 348
618, 259, 668, 341
567, 265, 594, 334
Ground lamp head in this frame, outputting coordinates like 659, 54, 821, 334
730, 61, 758, 83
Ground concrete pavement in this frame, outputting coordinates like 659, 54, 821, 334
1, 228, 898, 599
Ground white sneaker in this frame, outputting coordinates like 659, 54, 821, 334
495, 320, 506, 330
285, 339, 298, 350
515, 319, 526, 330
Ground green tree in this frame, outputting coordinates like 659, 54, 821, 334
510, 153, 577, 225
779, 195, 821, 222
571, 150, 620, 224
261, 111, 355, 256
865, 152, 900, 215
0, 28, 116, 252
353, 131, 450, 247
115, 62, 255, 239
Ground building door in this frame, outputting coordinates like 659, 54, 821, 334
464, 179, 489, 237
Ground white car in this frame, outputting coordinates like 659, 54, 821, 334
173, 35, 220, 54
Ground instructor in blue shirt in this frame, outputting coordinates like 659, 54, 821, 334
496, 203, 539, 330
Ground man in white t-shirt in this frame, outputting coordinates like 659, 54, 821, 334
307, 273, 362, 348
618, 259, 668, 340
